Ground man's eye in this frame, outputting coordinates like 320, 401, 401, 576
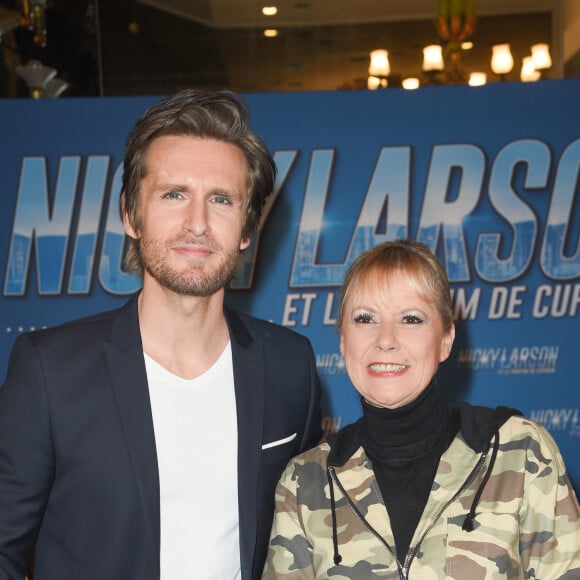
353, 312, 374, 324
402, 314, 423, 324
164, 191, 182, 200
212, 195, 231, 205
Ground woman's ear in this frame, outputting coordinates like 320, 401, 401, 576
440, 323, 456, 363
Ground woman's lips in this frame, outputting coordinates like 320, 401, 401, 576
368, 362, 407, 374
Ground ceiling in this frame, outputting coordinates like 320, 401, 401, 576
136, 0, 557, 28
0, 0, 563, 98
123, 0, 558, 93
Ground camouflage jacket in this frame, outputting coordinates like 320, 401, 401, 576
263, 408, 580, 579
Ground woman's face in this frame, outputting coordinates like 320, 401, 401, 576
340, 269, 455, 409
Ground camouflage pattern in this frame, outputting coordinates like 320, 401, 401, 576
262, 416, 580, 579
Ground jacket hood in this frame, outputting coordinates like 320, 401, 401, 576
324, 400, 522, 565
449, 402, 522, 452
326, 401, 521, 467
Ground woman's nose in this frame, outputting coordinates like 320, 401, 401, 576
375, 323, 399, 351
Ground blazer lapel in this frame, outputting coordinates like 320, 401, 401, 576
100, 302, 265, 576
103, 294, 160, 557
226, 309, 264, 579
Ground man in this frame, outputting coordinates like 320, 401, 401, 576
0, 90, 322, 579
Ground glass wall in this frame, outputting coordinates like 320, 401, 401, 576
0, 0, 563, 98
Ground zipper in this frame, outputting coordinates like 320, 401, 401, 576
400, 448, 489, 577
328, 465, 404, 577
329, 447, 489, 579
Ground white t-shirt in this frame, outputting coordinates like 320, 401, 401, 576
145, 342, 240, 579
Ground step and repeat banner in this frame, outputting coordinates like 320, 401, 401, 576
1, 80, 579, 488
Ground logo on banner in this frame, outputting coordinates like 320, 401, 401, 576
316, 352, 346, 376
457, 344, 559, 375
530, 408, 580, 436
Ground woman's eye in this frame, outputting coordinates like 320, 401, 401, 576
402, 314, 423, 324
353, 312, 374, 324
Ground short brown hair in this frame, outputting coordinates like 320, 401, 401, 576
119, 89, 276, 275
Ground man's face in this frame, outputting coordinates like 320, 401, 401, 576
124, 135, 250, 297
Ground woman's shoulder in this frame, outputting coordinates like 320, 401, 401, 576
287, 440, 332, 467
499, 414, 566, 459
277, 441, 332, 491
499, 413, 555, 441
280, 420, 367, 484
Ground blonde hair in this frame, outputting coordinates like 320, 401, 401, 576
337, 239, 453, 330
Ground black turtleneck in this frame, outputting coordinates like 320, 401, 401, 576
361, 384, 458, 562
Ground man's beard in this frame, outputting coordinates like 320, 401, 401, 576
139, 235, 240, 297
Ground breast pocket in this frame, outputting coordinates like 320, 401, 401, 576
261, 432, 297, 451
260, 432, 301, 480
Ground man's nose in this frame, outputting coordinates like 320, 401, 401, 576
183, 199, 209, 236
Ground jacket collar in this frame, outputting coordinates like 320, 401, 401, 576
327, 401, 521, 466
225, 307, 265, 580
327, 419, 364, 467
103, 293, 159, 561
224, 307, 254, 349
448, 402, 521, 452
104, 296, 267, 580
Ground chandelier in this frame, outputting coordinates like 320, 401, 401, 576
367, 0, 552, 90
6, 1, 70, 98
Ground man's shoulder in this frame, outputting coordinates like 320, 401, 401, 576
227, 308, 312, 346
23, 298, 134, 348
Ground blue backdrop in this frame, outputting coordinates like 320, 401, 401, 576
1, 79, 579, 489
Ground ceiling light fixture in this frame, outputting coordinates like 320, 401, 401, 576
531, 43, 552, 71
367, 76, 387, 90
16, 59, 57, 98
491, 43, 514, 80
422, 45, 444, 73
367, 49, 390, 90
364, 2, 549, 90
368, 49, 390, 78
402, 77, 420, 90
468, 72, 486, 86
521, 56, 541, 82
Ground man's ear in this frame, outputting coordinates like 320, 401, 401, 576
122, 210, 139, 240
239, 236, 251, 251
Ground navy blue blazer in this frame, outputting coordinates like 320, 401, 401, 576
0, 295, 322, 579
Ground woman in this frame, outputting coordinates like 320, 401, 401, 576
263, 240, 580, 579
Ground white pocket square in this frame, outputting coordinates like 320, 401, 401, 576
261, 432, 297, 450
